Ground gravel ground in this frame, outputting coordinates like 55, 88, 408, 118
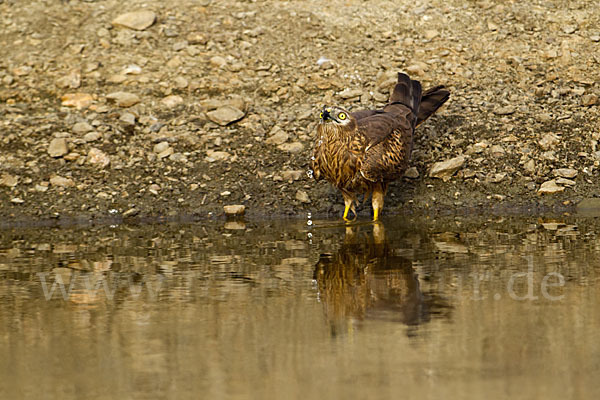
1, 0, 600, 223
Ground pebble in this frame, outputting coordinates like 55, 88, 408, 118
56, 72, 81, 89
223, 204, 246, 216
582, 94, 599, 106
153, 142, 170, 154
538, 180, 564, 194
123, 208, 139, 218
161, 95, 184, 108
72, 121, 93, 134
265, 127, 289, 145
111, 10, 157, 31
277, 142, 304, 153
169, 152, 188, 163
106, 92, 141, 107
524, 159, 536, 174
538, 133, 559, 150
119, 112, 136, 125
173, 77, 188, 88
295, 190, 310, 203
493, 106, 516, 115
338, 88, 362, 100
206, 105, 245, 126
61, 93, 94, 109
553, 168, 578, 179
281, 170, 304, 181
0, 174, 18, 187
404, 167, 419, 179
35, 184, 48, 193
87, 148, 110, 168
83, 131, 102, 142
429, 155, 466, 181
50, 175, 75, 188
210, 56, 228, 68
158, 147, 174, 159
556, 177, 575, 186
205, 150, 231, 162
11, 198, 24, 204
48, 138, 69, 158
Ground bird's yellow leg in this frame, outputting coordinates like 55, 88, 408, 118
342, 194, 357, 222
372, 183, 386, 222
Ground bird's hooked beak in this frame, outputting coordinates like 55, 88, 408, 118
321, 108, 333, 122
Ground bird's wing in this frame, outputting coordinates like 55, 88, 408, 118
351, 109, 383, 120
358, 105, 416, 182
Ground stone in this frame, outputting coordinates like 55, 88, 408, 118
106, 92, 141, 107
169, 152, 188, 163
161, 95, 184, 108
404, 167, 419, 179
582, 94, 598, 106
429, 155, 466, 181
205, 150, 231, 162
295, 190, 310, 203
338, 88, 362, 99
281, 170, 304, 181
173, 76, 188, 88
35, 184, 49, 192
538, 180, 564, 194
56, 72, 81, 89
119, 112, 136, 125
538, 133, 559, 150
153, 142, 170, 154
10, 198, 24, 204
72, 121, 93, 134
87, 148, 110, 168
123, 208, 139, 218
524, 159, 536, 174
424, 29, 439, 40
553, 168, 577, 179
265, 127, 289, 145
555, 177, 575, 186
277, 142, 304, 153
493, 106, 516, 115
61, 93, 94, 109
0, 174, 18, 187
50, 175, 75, 188
111, 10, 157, 31
223, 204, 245, 216
48, 138, 69, 158
210, 56, 227, 68
207, 106, 245, 125
489, 145, 505, 156
83, 131, 102, 142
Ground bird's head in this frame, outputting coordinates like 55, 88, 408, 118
319, 106, 355, 128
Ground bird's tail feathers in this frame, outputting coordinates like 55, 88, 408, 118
387, 73, 422, 114
416, 85, 450, 126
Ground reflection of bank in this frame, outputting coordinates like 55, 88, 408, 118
313, 223, 449, 336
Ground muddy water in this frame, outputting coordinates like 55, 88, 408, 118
1, 216, 600, 399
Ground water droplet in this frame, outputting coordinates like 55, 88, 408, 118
307, 212, 312, 218
306, 169, 314, 179
307, 232, 313, 238
307, 220, 313, 226
109, 209, 118, 214
318, 140, 323, 145
310, 156, 315, 161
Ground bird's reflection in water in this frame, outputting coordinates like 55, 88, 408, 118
314, 222, 449, 337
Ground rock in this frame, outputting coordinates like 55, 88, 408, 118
265, 127, 289, 145
169, 152, 188, 163
173, 76, 188, 88
205, 150, 231, 162
524, 159, 536, 174
35, 184, 49, 192
582, 94, 598, 106
56, 72, 81, 89
122, 64, 142, 75
106, 91, 141, 107
157, 147, 174, 159
87, 148, 110, 168
295, 190, 310, 203
489, 144, 505, 156
538, 180, 564, 194
538, 133, 559, 150
277, 142, 304, 153
429, 155, 466, 181
10, 198, 24, 204
48, 138, 69, 158
225, 221, 246, 230
553, 168, 577, 179
122, 208, 139, 218
591, 35, 600, 43
404, 167, 419, 179
0, 173, 18, 187
281, 170, 304, 181
555, 177, 575, 186
562, 25, 577, 34
206, 105, 245, 126
161, 95, 184, 108
338, 88, 362, 100
72, 121, 93, 134
119, 112, 136, 125
111, 10, 157, 31
50, 175, 75, 188
493, 106, 516, 115
424, 29, 439, 40
223, 204, 245, 216
83, 131, 102, 142
406, 63, 427, 75
210, 56, 227, 68
153, 142, 170, 154
61, 93, 94, 109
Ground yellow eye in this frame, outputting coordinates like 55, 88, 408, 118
319, 112, 323, 119
338, 112, 347, 120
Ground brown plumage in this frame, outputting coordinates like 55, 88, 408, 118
310, 73, 449, 221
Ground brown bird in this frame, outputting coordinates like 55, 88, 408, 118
310, 73, 449, 221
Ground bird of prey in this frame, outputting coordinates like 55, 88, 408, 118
310, 73, 449, 221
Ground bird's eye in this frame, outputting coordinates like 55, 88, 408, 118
338, 112, 347, 120
319, 112, 323, 119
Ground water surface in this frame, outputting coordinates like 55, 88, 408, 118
1, 216, 599, 399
